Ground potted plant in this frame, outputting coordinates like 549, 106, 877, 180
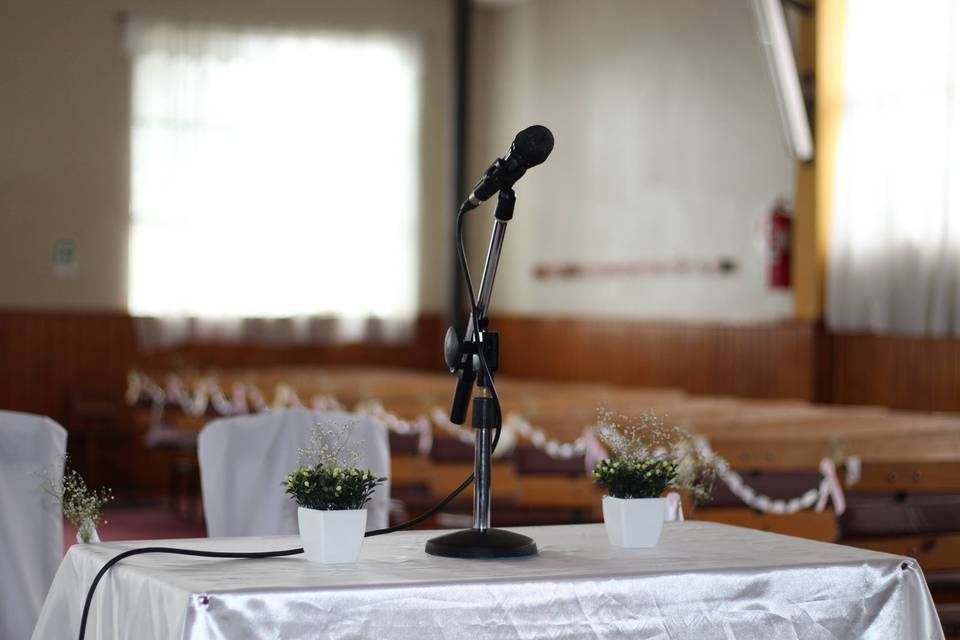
592, 410, 715, 548
593, 457, 677, 548
284, 423, 385, 564
44, 458, 113, 544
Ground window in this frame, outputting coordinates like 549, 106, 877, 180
826, 1, 960, 336
126, 20, 422, 336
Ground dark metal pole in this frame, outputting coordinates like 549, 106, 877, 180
447, 0, 471, 333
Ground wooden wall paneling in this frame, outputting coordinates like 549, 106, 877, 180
6, 311, 960, 422
0, 311, 135, 425
493, 317, 817, 400
830, 333, 960, 413
11, 311, 960, 429
4, 308, 960, 496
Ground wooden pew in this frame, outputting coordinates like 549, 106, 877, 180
128, 367, 960, 554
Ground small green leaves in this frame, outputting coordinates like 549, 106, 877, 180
592, 457, 678, 499
284, 463, 386, 511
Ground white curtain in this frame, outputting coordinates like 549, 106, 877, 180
826, 0, 960, 336
125, 19, 422, 348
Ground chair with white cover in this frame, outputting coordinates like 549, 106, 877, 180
0, 411, 66, 640
198, 409, 390, 538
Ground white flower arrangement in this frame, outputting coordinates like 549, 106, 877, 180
285, 421, 385, 511
44, 457, 113, 543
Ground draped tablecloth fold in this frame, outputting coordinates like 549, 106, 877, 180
33, 521, 943, 640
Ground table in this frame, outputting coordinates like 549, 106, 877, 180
34, 522, 943, 640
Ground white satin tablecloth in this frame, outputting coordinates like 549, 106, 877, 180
33, 521, 943, 640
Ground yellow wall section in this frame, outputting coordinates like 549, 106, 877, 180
791, 4, 816, 319
794, 0, 846, 320
814, 0, 846, 319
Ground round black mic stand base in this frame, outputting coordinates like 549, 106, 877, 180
425, 528, 538, 559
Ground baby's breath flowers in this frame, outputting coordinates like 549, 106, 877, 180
285, 465, 384, 511
593, 410, 716, 503
286, 421, 386, 511
297, 422, 361, 470
44, 459, 113, 543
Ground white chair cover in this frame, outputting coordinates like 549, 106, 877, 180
198, 409, 390, 538
0, 411, 66, 640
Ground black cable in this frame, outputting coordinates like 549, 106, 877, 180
77, 204, 500, 640
78, 546, 304, 640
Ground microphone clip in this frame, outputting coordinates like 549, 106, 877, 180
445, 324, 499, 425
493, 188, 515, 221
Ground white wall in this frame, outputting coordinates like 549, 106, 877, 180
1, 0, 796, 322
0, 0, 452, 312
468, 0, 795, 322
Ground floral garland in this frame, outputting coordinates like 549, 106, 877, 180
126, 371, 846, 515
695, 438, 846, 516
127, 372, 594, 462
356, 400, 433, 456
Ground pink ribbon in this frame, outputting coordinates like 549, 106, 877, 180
665, 491, 684, 521
415, 417, 434, 457
231, 383, 248, 414
815, 458, 846, 516
581, 427, 608, 475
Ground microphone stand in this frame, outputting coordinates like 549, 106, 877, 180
425, 188, 538, 558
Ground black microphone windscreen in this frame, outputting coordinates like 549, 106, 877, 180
512, 125, 554, 168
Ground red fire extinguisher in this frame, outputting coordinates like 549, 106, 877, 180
767, 200, 792, 289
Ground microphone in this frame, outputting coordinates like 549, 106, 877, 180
460, 125, 554, 213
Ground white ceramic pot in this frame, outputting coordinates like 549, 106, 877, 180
602, 496, 666, 548
297, 507, 367, 564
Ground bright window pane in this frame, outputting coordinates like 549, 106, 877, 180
127, 21, 421, 320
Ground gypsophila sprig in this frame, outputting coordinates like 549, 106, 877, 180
285, 465, 385, 511
593, 409, 716, 504
297, 421, 362, 469
43, 457, 113, 543
286, 420, 386, 511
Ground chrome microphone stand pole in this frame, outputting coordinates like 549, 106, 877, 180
469, 198, 507, 533
425, 188, 538, 558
